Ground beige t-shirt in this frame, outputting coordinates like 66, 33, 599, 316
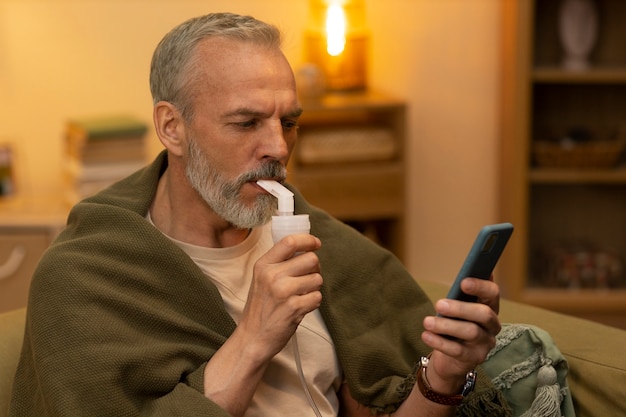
154, 220, 343, 416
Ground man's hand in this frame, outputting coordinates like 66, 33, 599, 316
421, 276, 501, 391
380, 276, 502, 417
240, 233, 323, 359
202, 233, 322, 417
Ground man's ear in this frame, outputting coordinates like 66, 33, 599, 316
153, 101, 186, 157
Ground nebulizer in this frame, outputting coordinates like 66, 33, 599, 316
256, 180, 323, 417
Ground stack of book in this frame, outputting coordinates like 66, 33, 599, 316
63, 115, 149, 203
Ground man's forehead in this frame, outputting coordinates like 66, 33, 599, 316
195, 36, 280, 65
194, 39, 291, 83
190, 37, 299, 113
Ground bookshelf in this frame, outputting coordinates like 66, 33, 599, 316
500, 0, 626, 329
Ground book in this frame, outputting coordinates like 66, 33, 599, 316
66, 135, 146, 164
65, 115, 148, 143
65, 114, 148, 163
63, 114, 149, 201
62, 157, 147, 204
63, 157, 146, 183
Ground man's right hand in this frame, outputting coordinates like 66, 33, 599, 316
202, 233, 322, 417
241, 233, 323, 358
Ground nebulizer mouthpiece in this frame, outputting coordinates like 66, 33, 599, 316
256, 180, 310, 243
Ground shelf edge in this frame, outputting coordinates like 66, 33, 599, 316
521, 288, 626, 312
533, 67, 626, 83
529, 168, 626, 184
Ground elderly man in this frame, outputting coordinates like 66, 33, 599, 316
9, 13, 509, 417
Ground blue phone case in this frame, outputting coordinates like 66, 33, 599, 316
445, 223, 514, 303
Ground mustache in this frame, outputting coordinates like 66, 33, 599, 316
219, 161, 287, 199
239, 161, 287, 185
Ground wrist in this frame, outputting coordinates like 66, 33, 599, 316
416, 353, 476, 406
228, 325, 275, 369
424, 354, 465, 394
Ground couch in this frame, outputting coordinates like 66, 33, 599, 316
0, 308, 25, 417
1, 280, 625, 417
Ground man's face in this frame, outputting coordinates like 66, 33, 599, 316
182, 38, 302, 228
184, 135, 284, 229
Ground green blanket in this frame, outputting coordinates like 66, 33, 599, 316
9, 152, 510, 416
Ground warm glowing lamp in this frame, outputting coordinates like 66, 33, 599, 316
304, 0, 368, 91
326, 4, 347, 56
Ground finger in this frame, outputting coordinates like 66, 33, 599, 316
422, 317, 497, 365
281, 251, 321, 275
460, 277, 499, 300
291, 272, 323, 295
460, 278, 500, 313
278, 279, 323, 326
255, 236, 321, 282
421, 317, 472, 360
434, 299, 501, 337
426, 308, 475, 337
290, 289, 323, 319
267, 234, 322, 261
426, 312, 492, 342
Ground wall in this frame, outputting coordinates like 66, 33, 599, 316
0, 0, 501, 285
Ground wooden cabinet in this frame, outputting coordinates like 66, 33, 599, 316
0, 197, 67, 313
500, 0, 626, 329
288, 91, 407, 260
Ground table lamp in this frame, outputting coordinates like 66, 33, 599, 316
304, 0, 369, 92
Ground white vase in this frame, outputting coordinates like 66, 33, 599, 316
558, 0, 598, 70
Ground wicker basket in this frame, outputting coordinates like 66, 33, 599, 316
532, 139, 626, 169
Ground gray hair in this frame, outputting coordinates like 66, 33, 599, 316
149, 13, 283, 121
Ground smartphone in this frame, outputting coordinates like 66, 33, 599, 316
444, 222, 514, 303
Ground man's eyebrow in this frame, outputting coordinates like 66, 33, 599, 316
222, 107, 303, 119
223, 108, 270, 119
286, 107, 304, 118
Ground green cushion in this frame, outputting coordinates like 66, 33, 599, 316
480, 323, 574, 416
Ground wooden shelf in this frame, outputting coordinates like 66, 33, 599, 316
289, 163, 404, 220
299, 90, 405, 113
289, 90, 407, 260
534, 67, 626, 83
529, 167, 626, 184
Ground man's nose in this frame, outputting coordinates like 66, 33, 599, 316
258, 122, 290, 161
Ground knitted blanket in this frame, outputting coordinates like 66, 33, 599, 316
9, 152, 510, 416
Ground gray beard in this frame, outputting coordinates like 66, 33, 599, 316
184, 137, 286, 229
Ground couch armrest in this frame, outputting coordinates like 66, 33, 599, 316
418, 280, 626, 417
0, 308, 26, 417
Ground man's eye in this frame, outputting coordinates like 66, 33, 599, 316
282, 119, 299, 130
237, 120, 258, 128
